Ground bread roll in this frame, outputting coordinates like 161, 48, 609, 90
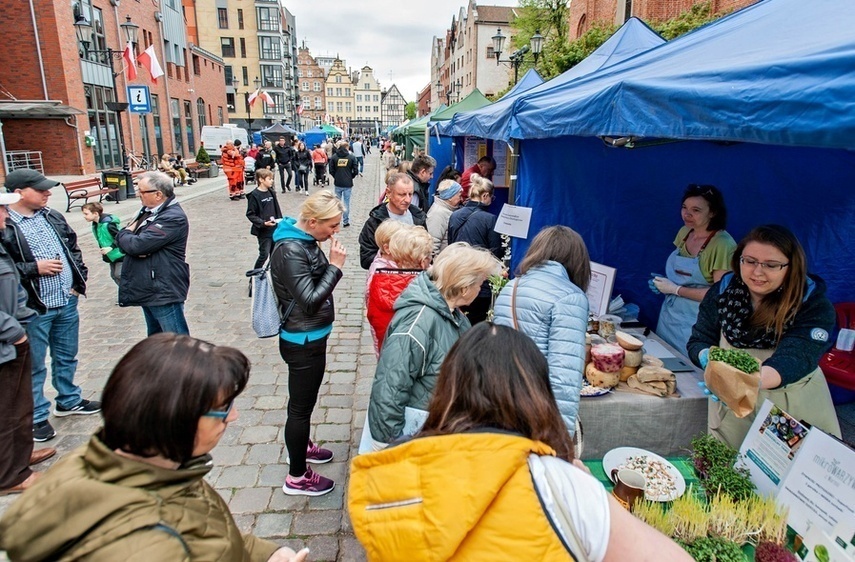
636, 366, 675, 383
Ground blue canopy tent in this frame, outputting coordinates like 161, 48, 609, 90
302, 127, 327, 149
502, 68, 544, 99
438, 17, 665, 141
505, 0, 855, 330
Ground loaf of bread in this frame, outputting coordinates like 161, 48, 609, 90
636, 366, 675, 383
641, 355, 665, 368
627, 375, 670, 397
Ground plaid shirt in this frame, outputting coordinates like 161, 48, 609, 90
8, 207, 73, 310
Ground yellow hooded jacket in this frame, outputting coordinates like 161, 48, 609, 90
348, 432, 577, 561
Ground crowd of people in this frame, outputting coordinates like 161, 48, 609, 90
0, 138, 843, 560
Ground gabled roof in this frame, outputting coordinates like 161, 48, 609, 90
474, 5, 514, 24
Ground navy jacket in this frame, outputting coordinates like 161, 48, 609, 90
115, 196, 190, 307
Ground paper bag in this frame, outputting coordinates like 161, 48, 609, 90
703, 361, 760, 417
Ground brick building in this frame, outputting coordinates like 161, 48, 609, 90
296, 44, 326, 127
0, 0, 227, 178
417, 83, 432, 117
569, 0, 757, 39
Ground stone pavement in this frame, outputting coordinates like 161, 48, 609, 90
0, 155, 388, 561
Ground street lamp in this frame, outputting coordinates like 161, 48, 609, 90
74, 14, 139, 171
491, 28, 544, 84
436, 79, 461, 104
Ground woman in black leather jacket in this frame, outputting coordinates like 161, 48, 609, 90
293, 141, 313, 194
270, 190, 347, 497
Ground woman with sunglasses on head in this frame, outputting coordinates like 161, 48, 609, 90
350, 324, 692, 561
687, 225, 841, 449
0, 333, 308, 562
651, 184, 736, 353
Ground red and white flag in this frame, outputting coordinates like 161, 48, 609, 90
122, 41, 137, 80
296, 102, 304, 115
247, 88, 260, 106
261, 91, 275, 107
137, 45, 164, 84
249, 89, 275, 107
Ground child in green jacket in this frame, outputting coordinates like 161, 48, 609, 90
82, 202, 125, 287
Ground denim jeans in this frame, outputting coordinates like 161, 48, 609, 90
278, 163, 292, 190
27, 295, 82, 424
356, 156, 364, 173
142, 303, 190, 336
335, 186, 352, 225
280, 336, 328, 476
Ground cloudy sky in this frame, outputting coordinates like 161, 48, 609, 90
287, 0, 519, 102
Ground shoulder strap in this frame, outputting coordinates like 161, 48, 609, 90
538, 459, 593, 562
511, 279, 520, 330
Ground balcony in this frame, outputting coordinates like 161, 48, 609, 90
258, 19, 279, 32
259, 49, 281, 61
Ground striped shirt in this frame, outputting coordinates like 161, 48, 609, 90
8, 208, 73, 309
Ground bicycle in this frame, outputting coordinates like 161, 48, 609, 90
128, 152, 156, 171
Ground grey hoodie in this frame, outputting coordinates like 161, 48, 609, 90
0, 243, 35, 364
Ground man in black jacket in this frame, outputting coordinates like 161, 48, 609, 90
358, 173, 427, 269
256, 140, 276, 171
2, 169, 95, 443
272, 137, 294, 192
407, 154, 436, 214
115, 171, 190, 336
331, 142, 359, 227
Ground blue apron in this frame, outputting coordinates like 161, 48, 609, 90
656, 231, 717, 354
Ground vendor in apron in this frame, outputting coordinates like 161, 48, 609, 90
687, 225, 841, 450
652, 184, 735, 354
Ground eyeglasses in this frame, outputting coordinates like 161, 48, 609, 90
203, 399, 234, 419
137, 189, 159, 195
739, 256, 790, 272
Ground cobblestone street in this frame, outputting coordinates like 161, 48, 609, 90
0, 156, 387, 561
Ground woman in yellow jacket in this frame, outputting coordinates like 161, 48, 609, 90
349, 323, 691, 562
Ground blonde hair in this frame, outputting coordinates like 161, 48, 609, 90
299, 190, 346, 222
389, 226, 432, 269
374, 219, 410, 255
468, 173, 494, 200
430, 242, 502, 301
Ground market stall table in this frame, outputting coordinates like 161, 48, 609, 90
579, 330, 708, 459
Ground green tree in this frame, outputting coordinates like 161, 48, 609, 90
405, 101, 417, 119
195, 143, 211, 165
510, 0, 571, 79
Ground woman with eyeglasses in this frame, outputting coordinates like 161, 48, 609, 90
447, 174, 503, 324
687, 225, 841, 449
0, 333, 308, 562
651, 184, 736, 353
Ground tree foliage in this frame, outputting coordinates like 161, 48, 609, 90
195, 144, 211, 165
651, 2, 726, 40
405, 101, 417, 119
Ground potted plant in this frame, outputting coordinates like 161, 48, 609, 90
195, 144, 216, 178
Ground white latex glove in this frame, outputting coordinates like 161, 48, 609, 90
653, 276, 680, 296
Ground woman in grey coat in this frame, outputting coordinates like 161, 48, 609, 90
493, 226, 591, 437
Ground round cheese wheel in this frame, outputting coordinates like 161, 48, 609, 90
624, 349, 643, 368
620, 365, 639, 382
641, 354, 665, 368
615, 331, 644, 351
591, 344, 625, 373
585, 362, 620, 389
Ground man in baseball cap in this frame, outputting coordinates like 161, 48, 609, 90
2, 169, 95, 443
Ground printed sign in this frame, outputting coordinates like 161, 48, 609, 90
127, 85, 151, 114
494, 203, 532, 239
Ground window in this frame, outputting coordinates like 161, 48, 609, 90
258, 36, 280, 60
345, 88, 351, 96
263, 93, 285, 115
335, 87, 342, 96
184, 100, 195, 155
196, 98, 207, 129
84, 84, 120, 169
307, 70, 312, 77
192, 54, 201, 76
364, 83, 370, 90
221, 38, 235, 58
257, 7, 278, 31
242, 67, 248, 86
226, 93, 236, 112
327, 102, 333, 111
314, 97, 322, 109
217, 106, 224, 125
374, 106, 379, 112
237, 9, 244, 29
486, 46, 495, 59
239, 38, 246, 58
356, 94, 362, 102
356, 106, 362, 113
261, 65, 283, 88
297, 68, 303, 77
171, 98, 183, 154
313, 81, 321, 92
336, 102, 342, 112
302, 81, 309, 91
335, 75, 342, 83
345, 102, 351, 112
217, 8, 228, 29
374, 95, 379, 102
327, 87, 333, 96
224, 65, 234, 85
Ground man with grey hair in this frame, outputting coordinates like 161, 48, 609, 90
407, 154, 436, 214
115, 172, 190, 335
358, 173, 427, 269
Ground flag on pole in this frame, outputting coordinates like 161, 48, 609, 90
122, 41, 137, 80
247, 88, 260, 107
137, 45, 164, 84
261, 91, 275, 107
296, 102, 304, 115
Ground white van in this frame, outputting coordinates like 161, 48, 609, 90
200, 125, 249, 159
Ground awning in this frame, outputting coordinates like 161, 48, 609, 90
0, 101, 85, 119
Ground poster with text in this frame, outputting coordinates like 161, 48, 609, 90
464, 137, 486, 170
587, 262, 617, 318
492, 140, 509, 187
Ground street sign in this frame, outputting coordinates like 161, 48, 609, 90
127, 85, 151, 114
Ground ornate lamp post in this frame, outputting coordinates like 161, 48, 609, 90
491, 28, 544, 84
74, 14, 139, 171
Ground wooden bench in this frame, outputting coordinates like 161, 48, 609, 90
185, 161, 204, 180
62, 177, 119, 212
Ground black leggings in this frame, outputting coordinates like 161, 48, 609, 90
280, 336, 328, 476
254, 235, 273, 269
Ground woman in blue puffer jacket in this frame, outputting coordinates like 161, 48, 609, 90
493, 226, 590, 438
